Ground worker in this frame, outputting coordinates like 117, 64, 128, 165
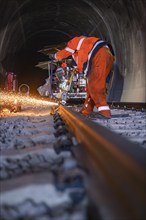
49, 36, 115, 118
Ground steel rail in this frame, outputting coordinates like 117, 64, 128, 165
58, 105, 146, 220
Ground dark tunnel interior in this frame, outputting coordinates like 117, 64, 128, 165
0, 0, 145, 101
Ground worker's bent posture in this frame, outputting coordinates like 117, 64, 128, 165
52, 36, 115, 118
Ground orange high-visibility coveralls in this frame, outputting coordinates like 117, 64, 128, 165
55, 36, 114, 118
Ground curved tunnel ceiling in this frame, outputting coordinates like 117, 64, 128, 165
0, 0, 145, 101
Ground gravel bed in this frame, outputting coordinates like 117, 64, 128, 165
0, 106, 87, 220
92, 109, 146, 147
73, 106, 146, 148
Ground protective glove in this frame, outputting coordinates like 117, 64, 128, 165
48, 53, 55, 60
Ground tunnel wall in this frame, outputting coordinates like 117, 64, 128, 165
90, 0, 146, 102
0, 0, 26, 62
109, 0, 146, 102
0, 0, 145, 101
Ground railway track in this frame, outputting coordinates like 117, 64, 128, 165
0, 103, 146, 220
81, 102, 146, 148
57, 104, 146, 220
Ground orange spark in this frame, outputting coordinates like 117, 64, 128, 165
0, 91, 58, 108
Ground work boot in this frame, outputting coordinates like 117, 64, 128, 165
80, 98, 95, 115
97, 110, 111, 119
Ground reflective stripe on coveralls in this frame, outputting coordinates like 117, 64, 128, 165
65, 37, 86, 65
74, 37, 86, 65
65, 47, 75, 53
76, 37, 86, 50
65, 37, 86, 54
98, 106, 110, 111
